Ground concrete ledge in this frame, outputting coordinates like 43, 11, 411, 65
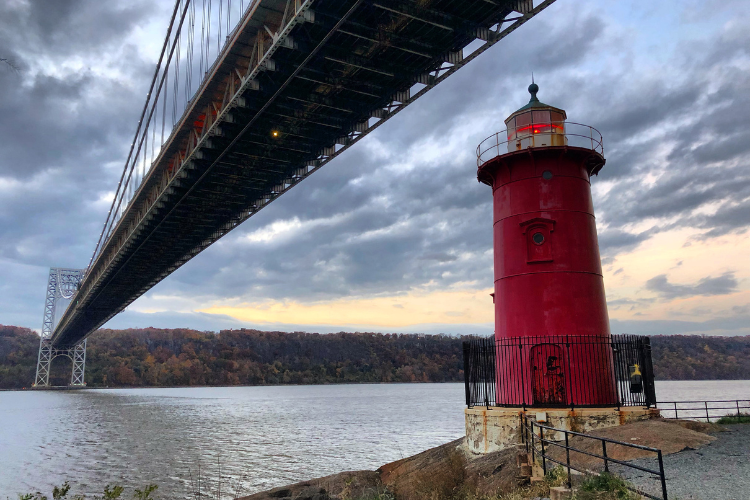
550, 486, 573, 500
465, 406, 660, 455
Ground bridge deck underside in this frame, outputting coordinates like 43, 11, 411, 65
52, 0, 540, 347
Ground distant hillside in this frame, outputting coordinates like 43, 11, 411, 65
1, 325, 748, 388
649, 334, 750, 380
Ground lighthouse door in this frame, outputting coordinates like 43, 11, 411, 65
530, 344, 567, 406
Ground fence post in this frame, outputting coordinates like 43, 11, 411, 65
705, 401, 710, 422
565, 430, 571, 489
519, 341, 526, 410
657, 449, 668, 500
737, 400, 741, 422
463, 343, 471, 407
530, 420, 536, 464
540, 426, 547, 475
674, 402, 678, 419
643, 336, 657, 406
526, 415, 531, 454
611, 341, 621, 410
566, 337, 574, 410
488, 339, 495, 410
602, 440, 609, 473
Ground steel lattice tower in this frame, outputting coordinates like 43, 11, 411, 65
33, 268, 87, 387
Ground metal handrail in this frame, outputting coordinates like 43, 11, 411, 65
657, 399, 750, 422
476, 121, 604, 167
522, 415, 668, 500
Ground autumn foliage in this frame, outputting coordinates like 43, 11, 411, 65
1, 324, 748, 389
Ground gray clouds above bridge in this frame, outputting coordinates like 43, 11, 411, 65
0, 0, 748, 336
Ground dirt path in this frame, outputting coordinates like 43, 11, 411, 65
610, 425, 750, 500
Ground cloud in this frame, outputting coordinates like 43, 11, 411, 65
607, 297, 655, 311
611, 314, 750, 337
645, 272, 739, 300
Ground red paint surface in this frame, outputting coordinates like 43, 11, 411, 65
477, 146, 617, 406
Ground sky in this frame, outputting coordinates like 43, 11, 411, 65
0, 0, 748, 337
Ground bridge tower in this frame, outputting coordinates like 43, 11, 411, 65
33, 268, 87, 387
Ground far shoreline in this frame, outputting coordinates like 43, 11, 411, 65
3, 378, 749, 393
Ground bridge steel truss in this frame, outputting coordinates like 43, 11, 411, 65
34, 268, 87, 386
51, 0, 556, 348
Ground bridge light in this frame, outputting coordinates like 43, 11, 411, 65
272, 130, 279, 138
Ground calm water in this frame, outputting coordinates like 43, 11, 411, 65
0, 381, 748, 498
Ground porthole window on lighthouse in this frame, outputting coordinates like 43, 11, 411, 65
532, 232, 545, 245
542, 170, 553, 180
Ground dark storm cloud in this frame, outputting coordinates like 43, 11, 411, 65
0, 1, 154, 179
0, 1, 151, 59
591, 21, 750, 247
0, 0, 157, 326
645, 272, 739, 300
597, 228, 652, 254
167, 153, 497, 301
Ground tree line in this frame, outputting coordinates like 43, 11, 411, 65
0, 324, 748, 388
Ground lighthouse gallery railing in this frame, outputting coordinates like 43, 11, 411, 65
463, 334, 657, 409
476, 121, 604, 167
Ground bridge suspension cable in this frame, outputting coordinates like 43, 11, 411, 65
88, 0, 251, 273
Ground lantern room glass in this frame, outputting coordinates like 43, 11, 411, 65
506, 110, 566, 152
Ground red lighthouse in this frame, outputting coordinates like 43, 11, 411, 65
476, 84, 617, 407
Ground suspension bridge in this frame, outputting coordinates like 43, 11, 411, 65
34, 0, 555, 385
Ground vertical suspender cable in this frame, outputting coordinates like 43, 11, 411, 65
87, 0, 182, 271
173, 2, 181, 126
206, 0, 211, 71
188, 0, 195, 99
162, 62, 168, 145
151, 92, 156, 170
200, 0, 206, 77
144, 119, 148, 184
96, 0, 193, 259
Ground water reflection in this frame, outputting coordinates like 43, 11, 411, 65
0, 384, 467, 497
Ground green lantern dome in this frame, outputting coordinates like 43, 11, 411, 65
506, 82, 566, 123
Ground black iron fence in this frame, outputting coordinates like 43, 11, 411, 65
522, 415, 668, 500
657, 400, 750, 422
464, 335, 656, 409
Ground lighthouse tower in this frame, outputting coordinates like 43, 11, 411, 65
465, 84, 658, 455
477, 83, 616, 407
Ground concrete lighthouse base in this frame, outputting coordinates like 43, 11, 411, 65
465, 406, 660, 455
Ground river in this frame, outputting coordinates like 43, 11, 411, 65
0, 381, 748, 498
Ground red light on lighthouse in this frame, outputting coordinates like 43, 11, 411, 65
476, 83, 616, 407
